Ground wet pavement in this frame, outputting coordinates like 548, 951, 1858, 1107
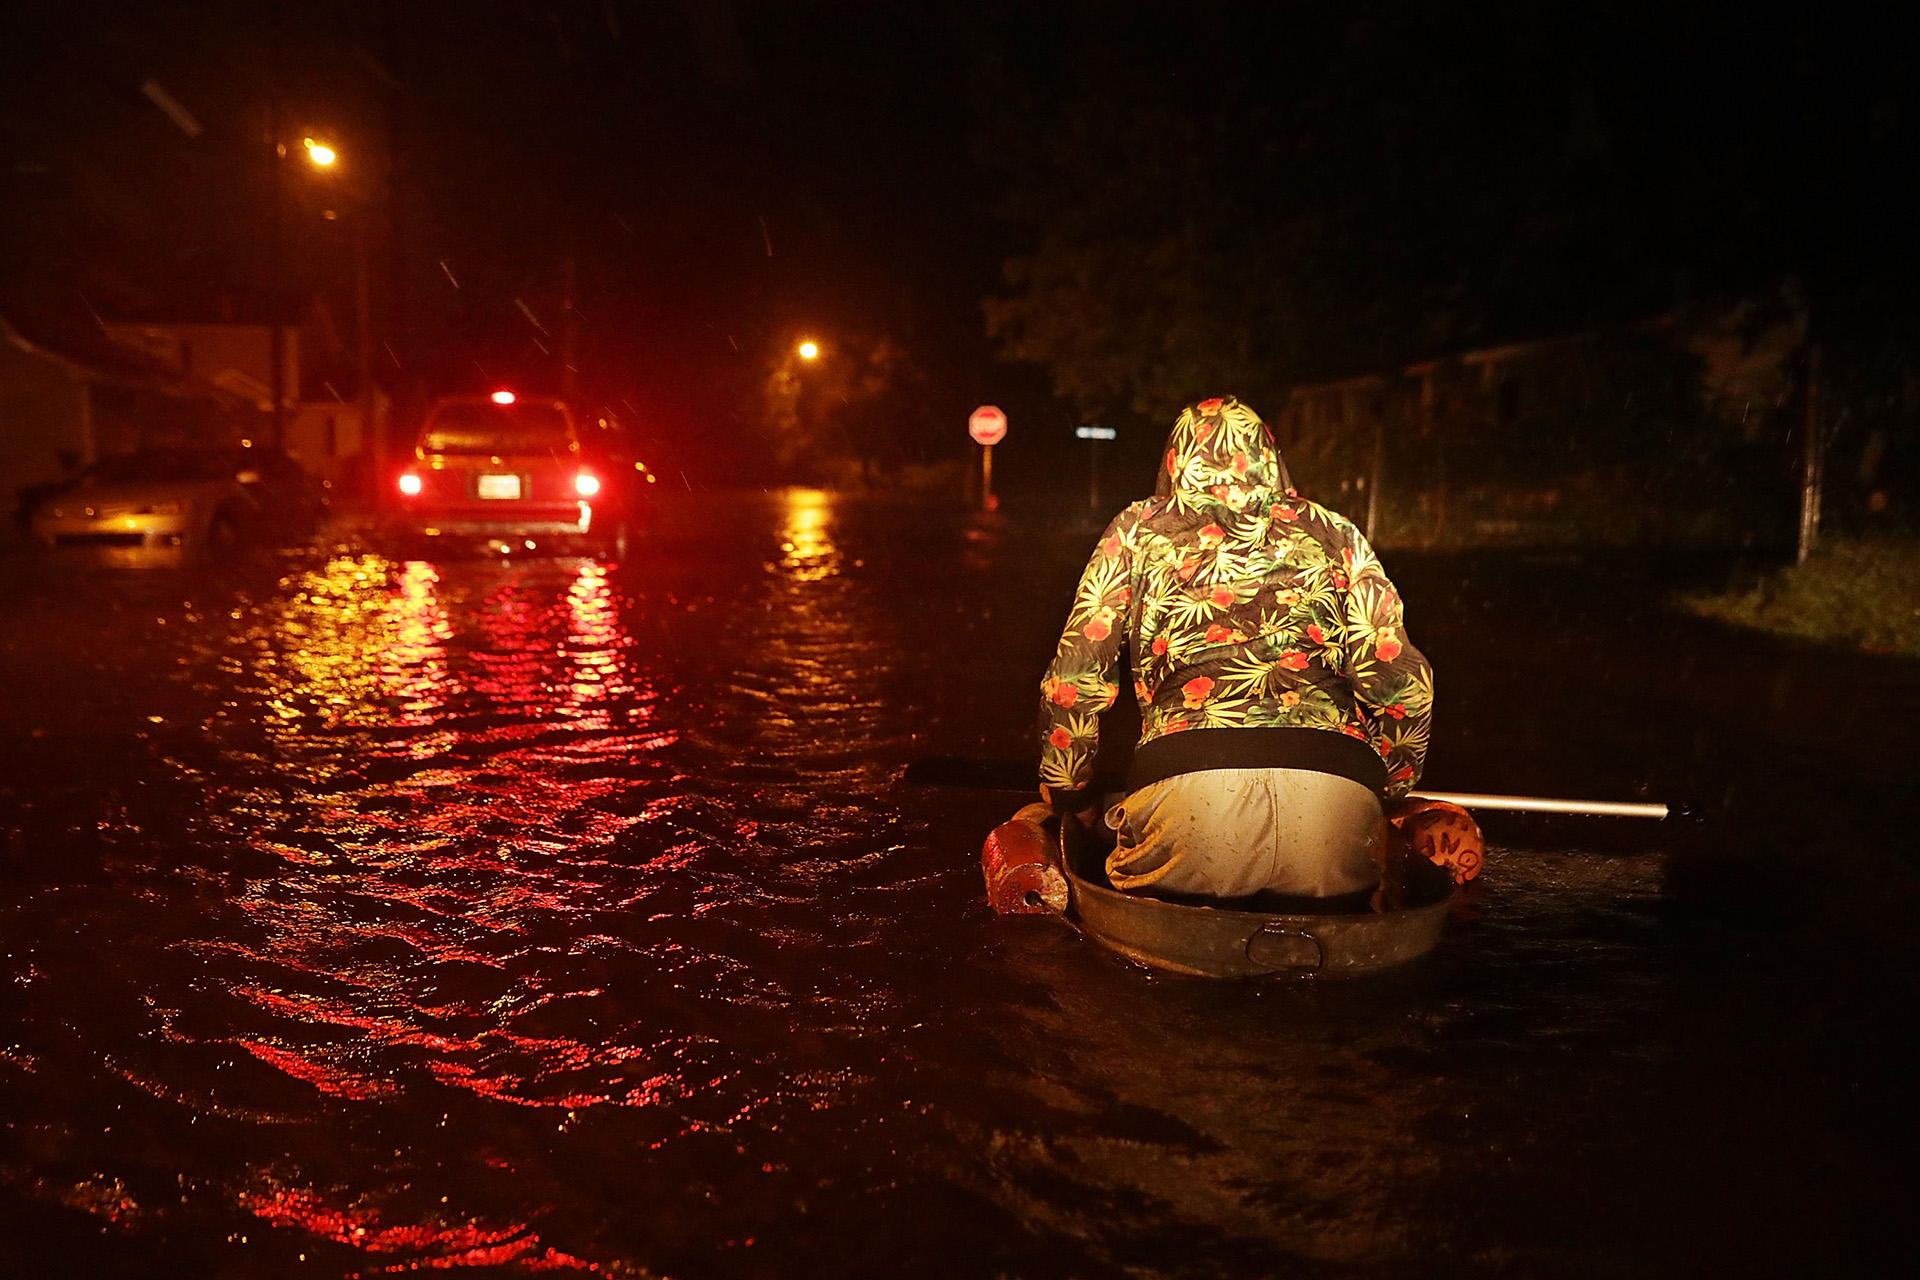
1, 490, 1915, 1278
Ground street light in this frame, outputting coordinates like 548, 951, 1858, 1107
264, 128, 339, 451
797, 340, 820, 360
290, 135, 378, 504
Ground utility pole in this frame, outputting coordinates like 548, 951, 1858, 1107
560, 256, 578, 400
382, 0, 410, 459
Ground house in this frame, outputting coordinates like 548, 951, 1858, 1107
0, 315, 250, 540
100, 313, 382, 487
1276, 314, 1792, 548
0, 317, 102, 535
1270, 373, 1395, 538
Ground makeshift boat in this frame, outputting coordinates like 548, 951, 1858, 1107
981, 801, 1456, 979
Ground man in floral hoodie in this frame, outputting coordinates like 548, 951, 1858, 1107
1039, 396, 1433, 902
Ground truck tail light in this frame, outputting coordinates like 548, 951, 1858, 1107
574, 472, 601, 497
398, 472, 423, 496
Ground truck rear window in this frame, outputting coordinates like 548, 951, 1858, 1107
420, 403, 574, 455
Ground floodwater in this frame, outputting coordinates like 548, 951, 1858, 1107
1, 490, 1914, 1278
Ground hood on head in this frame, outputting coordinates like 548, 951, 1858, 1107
1154, 397, 1290, 506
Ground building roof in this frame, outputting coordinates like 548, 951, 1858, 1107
2, 311, 255, 408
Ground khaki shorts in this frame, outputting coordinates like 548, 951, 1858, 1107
1105, 767, 1384, 899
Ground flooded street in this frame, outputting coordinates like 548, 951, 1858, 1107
1, 491, 1914, 1278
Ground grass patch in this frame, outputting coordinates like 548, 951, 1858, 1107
1678, 538, 1920, 657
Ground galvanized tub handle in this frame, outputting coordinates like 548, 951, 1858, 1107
1243, 924, 1326, 976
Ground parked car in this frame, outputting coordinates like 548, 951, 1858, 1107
26, 446, 326, 565
394, 392, 651, 557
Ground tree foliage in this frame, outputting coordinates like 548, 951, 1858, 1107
979, 2, 1918, 425
758, 335, 927, 483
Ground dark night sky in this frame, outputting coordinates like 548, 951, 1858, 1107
2, 1, 1913, 487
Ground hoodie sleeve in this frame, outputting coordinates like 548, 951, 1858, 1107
1336, 527, 1434, 797
1038, 508, 1137, 802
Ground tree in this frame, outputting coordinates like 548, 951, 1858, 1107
978, 1, 1918, 432
757, 334, 926, 484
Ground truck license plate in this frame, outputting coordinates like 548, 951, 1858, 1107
477, 474, 521, 500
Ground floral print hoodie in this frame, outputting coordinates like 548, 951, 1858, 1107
1039, 396, 1433, 802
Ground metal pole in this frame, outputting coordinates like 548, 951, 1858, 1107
1410, 790, 1670, 819
982, 443, 995, 511
382, 0, 408, 442
1365, 411, 1384, 542
354, 214, 377, 505
268, 109, 285, 450
1089, 438, 1099, 512
1797, 343, 1823, 565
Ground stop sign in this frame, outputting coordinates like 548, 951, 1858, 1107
969, 404, 1007, 446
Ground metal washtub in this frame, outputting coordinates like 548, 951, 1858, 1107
1065, 864, 1453, 978
1059, 819, 1455, 979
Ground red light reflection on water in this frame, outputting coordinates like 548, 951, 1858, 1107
244, 1186, 599, 1272
565, 561, 621, 723
236, 1040, 397, 1100
189, 551, 721, 1262
237, 987, 481, 1053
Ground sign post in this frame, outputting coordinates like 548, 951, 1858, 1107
969, 405, 1007, 511
1075, 424, 1115, 511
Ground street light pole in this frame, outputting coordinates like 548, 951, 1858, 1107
355, 214, 377, 499
299, 136, 384, 506
268, 111, 286, 450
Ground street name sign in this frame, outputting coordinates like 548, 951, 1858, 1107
1075, 425, 1116, 440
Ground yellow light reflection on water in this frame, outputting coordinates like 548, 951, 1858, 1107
778, 488, 841, 582
257, 554, 422, 729
244, 554, 648, 748
386, 560, 453, 726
